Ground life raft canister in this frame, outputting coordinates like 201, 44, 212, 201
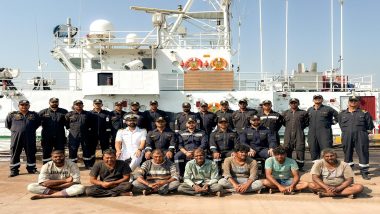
210, 57, 228, 70
185, 57, 203, 70
208, 102, 221, 113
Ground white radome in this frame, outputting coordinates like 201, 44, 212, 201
89, 19, 114, 37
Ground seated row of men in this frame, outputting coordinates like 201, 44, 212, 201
27, 146, 364, 200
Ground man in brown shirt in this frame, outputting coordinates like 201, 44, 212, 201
309, 148, 364, 198
218, 144, 263, 193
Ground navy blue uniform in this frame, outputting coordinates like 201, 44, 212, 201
145, 128, 177, 153
307, 104, 338, 160
38, 107, 68, 163
5, 111, 40, 173
232, 109, 258, 134
240, 125, 277, 159
215, 109, 234, 130
89, 109, 111, 153
282, 108, 309, 168
210, 129, 239, 162
143, 109, 169, 131
196, 111, 216, 135
65, 110, 93, 167
338, 108, 374, 174
174, 129, 208, 176
109, 110, 126, 149
256, 109, 283, 146
174, 112, 201, 132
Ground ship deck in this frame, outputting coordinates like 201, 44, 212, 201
1, 149, 379, 214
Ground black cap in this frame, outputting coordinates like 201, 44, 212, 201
313, 94, 323, 99
73, 100, 83, 105
155, 117, 166, 122
182, 102, 191, 108
249, 115, 260, 121
19, 100, 30, 105
49, 97, 59, 102
114, 101, 123, 106
200, 102, 208, 107
131, 101, 140, 106
124, 114, 139, 121
218, 117, 228, 123
238, 99, 248, 104
93, 99, 102, 104
150, 100, 158, 105
186, 118, 196, 123
289, 98, 299, 104
220, 100, 229, 105
349, 95, 360, 101
262, 100, 272, 105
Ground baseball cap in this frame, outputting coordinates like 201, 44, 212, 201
289, 98, 299, 104
93, 99, 102, 104
249, 115, 260, 121
313, 94, 323, 99
218, 117, 228, 123
186, 118, 196, 123
19, 100, 30, 105
73, 100, 83, 105
200, 102, 208, 107
49, 97, 59, 102
155, 117, 166, 122
220, 100, 229, 105
349, 95, 360, 101
150, 100, 158, 105
238, 99, 248, 104
182, 102, 191, 108
131, 101, 140, 106
262, 100, 272, 105
114, 101, 123, 106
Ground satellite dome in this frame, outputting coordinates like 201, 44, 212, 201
89, 19, 114, 38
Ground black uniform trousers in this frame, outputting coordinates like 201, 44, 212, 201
41, 135, 66, 164
10, 133, 36, 172
342, 130, 369, 170
68, 135, 93, 167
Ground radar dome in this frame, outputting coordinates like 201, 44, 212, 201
89, 19, 114, 38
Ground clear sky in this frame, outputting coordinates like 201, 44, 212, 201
1, 0, 379, 87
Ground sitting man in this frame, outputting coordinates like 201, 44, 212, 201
27, 150, 85, 200
86, 149, 133, 197
309, 148, 364, 198
218, 144, 263, 194
132, 149, 180, 195
178, 148, 223, 196
262, 146, 308, 194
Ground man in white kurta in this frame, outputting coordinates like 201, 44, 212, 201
115, 114, 147, 171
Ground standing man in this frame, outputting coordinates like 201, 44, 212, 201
196, 102, 216, 135
143, 100, 169, 131
338, 95, 374, 180
27, 150, 85, 200
215, 100, 234, 130
109, 101, 127, 149
89, 99, 111, 154
145, 117, 177, 160
174, 118, 208, 176
178, 148, 223, 196
307, 94, 338, 161
282, 98, 309, 170
240, 115, 277, 159
232, 99, 257, 134
65, 100, 93, 168
6, 100, 40, 177
174, 102, 201, 132
115, 114, 147, 171
86, 149, 133, 197
126, 101, 146, 129
256, 100, 283, 146
38, 97, 68, 164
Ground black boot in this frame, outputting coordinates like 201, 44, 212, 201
360, 167, 370, 180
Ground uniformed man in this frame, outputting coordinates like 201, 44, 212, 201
232, 99, 258, 134
109, 101, 127, 149
196, 102, 216, 135
215, 100, 234, 130
143, 100, 169, 131
145, 117, 177, 160
65, 100, 93, 168
210, 117, 239, 167
126, 101, 147, 129
338, 95, 374, 180
174, 102, 201, 132
89, 99, 111, 154
256, 100, 283, 146
38, 97, 68, 164
307, 94, 339, 161
240, 115, 277, 159
282, 98, 309, 170
6, 100, 40, 177
175, 118, 208, 176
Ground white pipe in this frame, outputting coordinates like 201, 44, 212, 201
259, 0, 263, 81
285, 0, 288, 85
340, 0, 344, 91
330, 0, 334, 91
169, 0, 193, 34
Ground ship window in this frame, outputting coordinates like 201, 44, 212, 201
141, 58, 156, 69
98, 73, 113, 86
69, 58, 82, 69
91, 58, 101, 69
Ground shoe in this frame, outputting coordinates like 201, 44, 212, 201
142, 189, 151, 196
216, 191, 222, 197
348, 194, 356, 199
361, 173, 371, 180
317, 192, 323, 198
8, 171, 19, 177
28, 169, 39, 174
269, 188, 273, 194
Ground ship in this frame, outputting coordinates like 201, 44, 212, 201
0, 0, 379, 151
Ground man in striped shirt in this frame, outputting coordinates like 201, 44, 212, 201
132, 149, 180, 195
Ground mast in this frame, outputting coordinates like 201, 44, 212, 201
284, 0, 288, 86
330, 0, 334, 91
339, 0, 344, 91
259, 0, 264, 81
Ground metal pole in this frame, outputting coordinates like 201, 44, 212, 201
340, 0, 344, 91
285, 0, 288, 86
330, 0, 334, 91
259, 0, 263, 81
